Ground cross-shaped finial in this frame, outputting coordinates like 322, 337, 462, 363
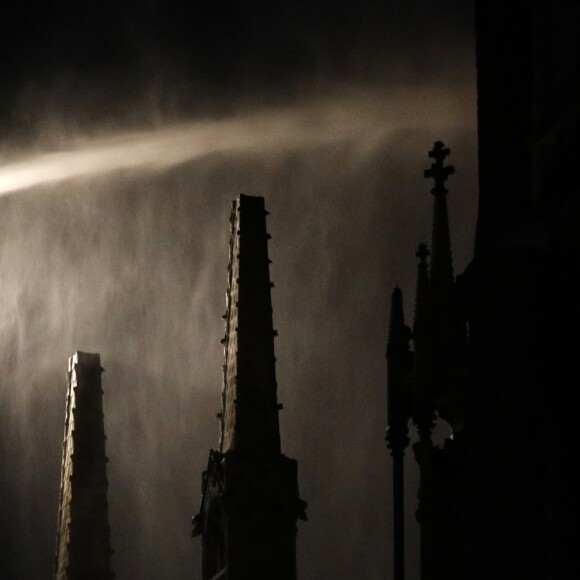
424, 141, 455, 195
416, 243, 430, 266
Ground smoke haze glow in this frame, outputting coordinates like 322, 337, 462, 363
0, 86, 467, 197
0, 81, 477, 580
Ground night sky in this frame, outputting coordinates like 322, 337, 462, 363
0, 2, 477, 578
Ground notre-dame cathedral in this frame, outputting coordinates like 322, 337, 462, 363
191, 194, 307, 580
51, 1, 578, 578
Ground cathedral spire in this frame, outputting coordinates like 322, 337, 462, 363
424, 141, 455, 305
413, 243, 432, 341
388, 287, 407, 353
386, 286, 413, 451
411, 245, 438, 580
55, 352, 114, 580
193, 195, 305, 580
412, 242, 435, 431
219, 194, 281, 457
386, 286, 413, 580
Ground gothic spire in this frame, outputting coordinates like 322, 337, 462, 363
55, 352, 114, 580
386, 287, 413, 580
412, 243, 435, 430
424, 141, 455, 305
413, 243, 431, 335
387, 286, 410, 357
193, 194, 305, 580
387, 286, 413, 443
219, 194, 281, 457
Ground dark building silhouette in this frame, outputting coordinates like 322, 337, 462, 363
387, 142, 467, 580
387, 2, 579, 580
193, 194, 307, 580
55, 352, 114, 580
462, 2, 579, 578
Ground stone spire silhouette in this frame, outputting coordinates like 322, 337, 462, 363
386, 286, 413, 580
219, 194, 280, 457
410, 243, 438, 580
386, 286, 413, 449
424, 141, 466, 429
54, 352, 114, 580
413, 243, 434, 426
406, 144, 465, 580
193, 194, 306, 580
424, 141, 455, 305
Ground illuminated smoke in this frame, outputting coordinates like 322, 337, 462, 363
0, 85, 468, 197
0, 81, 477, 579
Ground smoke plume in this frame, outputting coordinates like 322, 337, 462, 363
0, 79, 477, 579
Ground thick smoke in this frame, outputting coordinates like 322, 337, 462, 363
0, 77, 477, 579
2, 84, 466, 197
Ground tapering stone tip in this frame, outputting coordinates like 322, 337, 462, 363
389, 287, 406, 339
68, 351, 101, 371
391, 286, 403, 310
416, 243, 431, 265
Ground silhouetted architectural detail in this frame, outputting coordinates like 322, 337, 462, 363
411, 240, 437, 580
424, 142, 454, 305
386, 287, 413, 580
387, 144, 468, 580
193, 194, 307, 580
55, 352, 114, 580
387, 3, 580, 580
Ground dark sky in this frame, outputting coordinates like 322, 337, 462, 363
1, 1, 474, 132
0, 2, 477, 579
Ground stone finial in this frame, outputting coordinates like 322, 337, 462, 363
424, 141, 455, 195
